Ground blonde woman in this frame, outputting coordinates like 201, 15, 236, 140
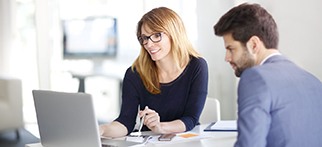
100, 7, 208, 138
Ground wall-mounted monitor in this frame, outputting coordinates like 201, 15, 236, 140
62, 16, 117, 60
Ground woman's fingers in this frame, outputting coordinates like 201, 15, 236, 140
145, 111, 160, 127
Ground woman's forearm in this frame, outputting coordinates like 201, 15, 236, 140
99, 121, 128, 138
159, 120, 186, 134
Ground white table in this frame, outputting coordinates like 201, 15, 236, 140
144, 124, 237, 147
25, 124, 237, 147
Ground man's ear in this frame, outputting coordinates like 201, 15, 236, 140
246, 36, 261, 54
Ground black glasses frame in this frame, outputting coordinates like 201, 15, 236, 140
138, 32, 162, 45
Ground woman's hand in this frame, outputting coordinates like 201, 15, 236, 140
139, 106, 186, 134
139, 106, 164, 134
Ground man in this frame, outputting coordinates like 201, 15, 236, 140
213, 3, 322, 147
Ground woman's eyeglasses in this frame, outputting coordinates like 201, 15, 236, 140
138, 32, 162, 45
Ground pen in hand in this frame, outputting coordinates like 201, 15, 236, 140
138, 106, 148, 134
138, 113, 146, 134
130, 106, 148, 136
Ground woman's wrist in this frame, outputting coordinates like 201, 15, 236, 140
158, 121, 185, 134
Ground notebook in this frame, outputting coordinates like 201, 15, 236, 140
32, 90, 140, 147
204, 120, 237, 132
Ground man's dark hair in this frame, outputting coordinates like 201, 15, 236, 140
214, 3, 279, 49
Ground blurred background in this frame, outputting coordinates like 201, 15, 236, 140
1, 0, 321, 127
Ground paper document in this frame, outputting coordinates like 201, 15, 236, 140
204, 120, 237, 131
126, 135, 152, 143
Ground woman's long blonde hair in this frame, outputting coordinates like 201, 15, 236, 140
132, 7, 200, 94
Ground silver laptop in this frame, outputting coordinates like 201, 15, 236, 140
32, 90, 140, 147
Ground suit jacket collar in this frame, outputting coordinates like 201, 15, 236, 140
263, 54, 288, 65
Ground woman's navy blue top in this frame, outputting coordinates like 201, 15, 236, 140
115, 57, 208, 134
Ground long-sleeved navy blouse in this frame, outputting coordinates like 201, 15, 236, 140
115, 57, 208, 134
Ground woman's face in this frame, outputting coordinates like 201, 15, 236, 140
140, 24, 172, 61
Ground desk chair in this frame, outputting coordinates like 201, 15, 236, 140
0, 76, 24, 139
199, 97, 221, 124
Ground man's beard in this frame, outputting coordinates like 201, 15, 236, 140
234, 48, 256, 77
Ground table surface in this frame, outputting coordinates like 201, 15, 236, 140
25, 123, 237, 147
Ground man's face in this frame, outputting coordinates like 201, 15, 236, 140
223, 33, 256, 77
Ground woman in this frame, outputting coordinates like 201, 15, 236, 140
100, 7, 208, 138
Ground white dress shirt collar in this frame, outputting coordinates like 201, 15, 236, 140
260, 52, 281, 65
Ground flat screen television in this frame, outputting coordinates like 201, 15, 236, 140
62, 16, 118, 60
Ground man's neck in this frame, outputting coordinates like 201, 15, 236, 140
257, 49, 280, 65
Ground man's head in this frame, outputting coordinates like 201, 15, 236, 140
214, 3, 279, 77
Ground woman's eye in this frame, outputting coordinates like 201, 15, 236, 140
155, 33, 161, 37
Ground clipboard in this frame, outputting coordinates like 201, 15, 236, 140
204, 120, 237, 132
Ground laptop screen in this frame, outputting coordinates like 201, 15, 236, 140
32, 90, 102, 147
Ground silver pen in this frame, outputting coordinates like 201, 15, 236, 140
138, 114, 146, 135
129, 106, 148, 136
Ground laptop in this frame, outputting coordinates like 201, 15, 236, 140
32, 90, 141, 147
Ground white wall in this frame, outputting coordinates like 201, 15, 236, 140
0, 0, 14, 75
196, 0, 237, 120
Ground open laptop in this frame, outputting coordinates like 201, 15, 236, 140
32, 90, 141, 147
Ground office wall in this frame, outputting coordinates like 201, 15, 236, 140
0, 0, 14, 75
196, 0, 322, 119
196, 0, 237, 120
